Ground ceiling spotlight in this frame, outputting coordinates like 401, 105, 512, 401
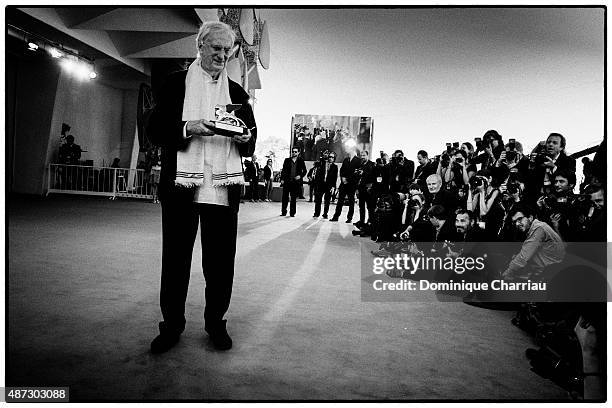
89, 70, 97, 79
60, 58, 75, 73
49, 48, 63, 58
75, 63, 90, 80
27, 41, 39, 51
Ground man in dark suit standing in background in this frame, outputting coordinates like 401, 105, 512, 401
146, 21, 256, 353
355, 150, 376, 227
280, 147, 307, 217
388, 149, 414, 193
313, 151, 338, 218
330, 149, 362, 223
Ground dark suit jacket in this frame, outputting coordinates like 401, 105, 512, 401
280, 157, 307, 183
146, 70, 256, 212
339, 155, 362, 186
357, 160, 376, 190
315, 162, 338, 190
389, 159, 415, 193
528, 151, 576, 198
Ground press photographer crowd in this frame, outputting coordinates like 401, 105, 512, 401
269, 129, 605, 400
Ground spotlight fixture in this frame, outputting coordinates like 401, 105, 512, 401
27, 41, 39, 51
89, 70, 97, 80
49, 48, 63, 58
60, 58, 76, 73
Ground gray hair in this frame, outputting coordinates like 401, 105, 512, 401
426, 173, 442, 184
196, 21, 236, 51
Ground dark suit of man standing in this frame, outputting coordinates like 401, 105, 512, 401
313, 152, 338, 218
388, 149, 415, 193
280, 148, 307, 216
146, 22, 256, 353
331, 152, 362, 223
356, 150, 376, 226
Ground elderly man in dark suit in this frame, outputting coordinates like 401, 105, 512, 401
280, 147, 307, 216
313, 151, 338, 218
146, 21, 256, 353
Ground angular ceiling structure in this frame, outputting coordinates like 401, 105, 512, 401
9, 7, 268, 90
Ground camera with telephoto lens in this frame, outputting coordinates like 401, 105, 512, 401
407, 198, 422, 208
506, 183, 521, 195
440, 153, 451, 168
508, 138, 516, 151
505, 150, 518, 163
530, 141, 549, 166
543, 194, 590, 216
469, 175, 487, 189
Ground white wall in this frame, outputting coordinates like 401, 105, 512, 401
48, 72, 127, 168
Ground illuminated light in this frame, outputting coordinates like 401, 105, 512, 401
49, 48, 63, 58
344, 139, 357, 149
89, 70, 97, 79
247, 98, 254, 105
75, 63, 90, 80
61, 58, 76, 73
27, 41, 39, 51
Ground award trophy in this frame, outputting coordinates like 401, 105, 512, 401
211, 104, 249, 137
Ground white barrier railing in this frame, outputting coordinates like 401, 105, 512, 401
48, 164, 154, 200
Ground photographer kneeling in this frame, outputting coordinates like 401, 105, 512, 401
501, 204, 565, 283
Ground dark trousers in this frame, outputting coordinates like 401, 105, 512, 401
159, 190, 238, 335
358, 188, 376, 224
333, 183, 356, 220
281, 180, 300, 215
249, 179, 259, 200
313, 186, 332, 216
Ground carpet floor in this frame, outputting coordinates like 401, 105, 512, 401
6, 194, 568, 401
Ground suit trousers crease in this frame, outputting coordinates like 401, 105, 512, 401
160, 191, 238, 335
281, 181, 300, 215
314, 187, 332, 216
333, 183, 355, 220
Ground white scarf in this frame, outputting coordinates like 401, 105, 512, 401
175, 58, 245, 188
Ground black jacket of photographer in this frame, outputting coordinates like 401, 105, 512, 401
528, 151, 576, 199
146, 70, 256, 211
339, 155, 363, 187
389, 158, 415, 193
356, 159, 375, 191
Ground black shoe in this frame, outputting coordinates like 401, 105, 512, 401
206, 321, 232, 351
313, 214, 319, 218
150, 332, 180, 354
322, 214, 328, 219
280, 213, 287, 216
345, 219, 352, 223
290, 214, 295, 217
330, 217, 339, 222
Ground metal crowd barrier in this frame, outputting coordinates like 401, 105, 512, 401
48, 164, 154, 200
